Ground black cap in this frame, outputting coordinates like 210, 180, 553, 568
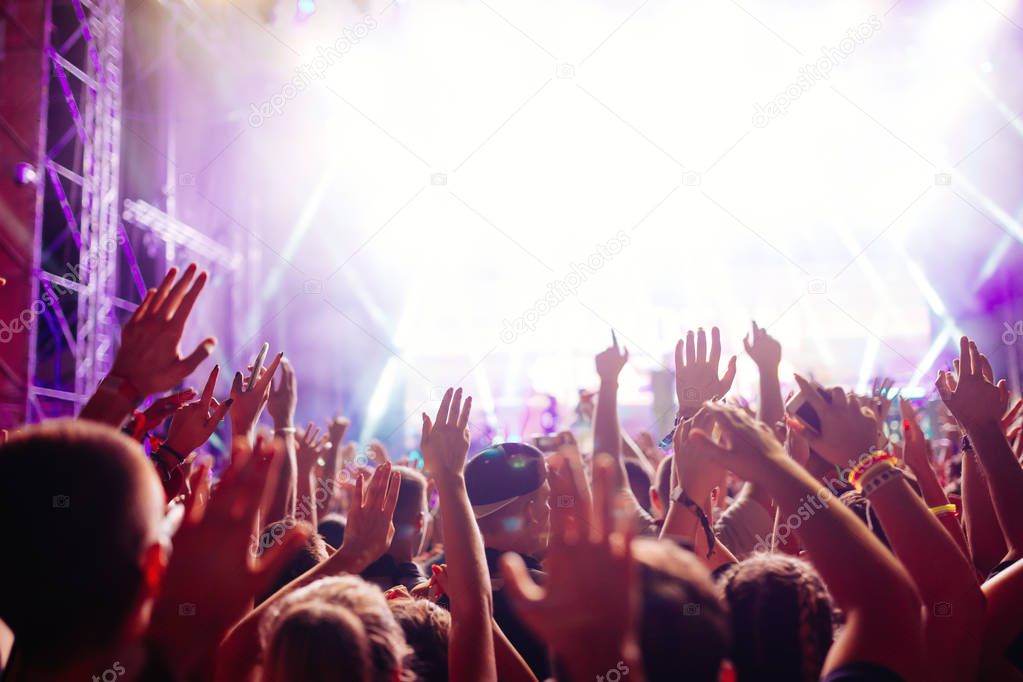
464, 442, 546, 518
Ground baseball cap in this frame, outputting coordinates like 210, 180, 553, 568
464, 442, 546, 519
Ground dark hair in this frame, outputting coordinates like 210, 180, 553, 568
0, 420, 162, 664
632, 538, 731, 682
721, 554, 834, 682
318, 513, 346, 549
389, 598, 451, 682
256, 520, 329, 604
625, 460, 653, 514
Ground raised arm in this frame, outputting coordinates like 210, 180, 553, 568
421, 387, 497, 682
701, 401, 924, 681
938, 337, 1023, 561
743, 320, 783, 427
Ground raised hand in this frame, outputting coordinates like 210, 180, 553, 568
110, 263, 215, 396
743, 320, 781, 369
675, 326, 737, 418
936, 337, 1007, 434
296, 422, 331, 476
421, 387, 472, 478
148, 436, 310, 678
332, 461, 401, 572
899, 400, 933, 474
501, 457, 638, 681
326, 415, 351, 448
595, 330, 629, 382
229, 342, 284, 440
164, 365, 231, 456
266, 357, 297, 428
686, 403, 788, 484
788, 375, 878, 468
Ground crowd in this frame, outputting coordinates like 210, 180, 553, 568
1, 262, 1022, 682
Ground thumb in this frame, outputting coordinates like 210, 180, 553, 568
180, 338, 216, 377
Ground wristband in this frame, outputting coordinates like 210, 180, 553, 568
671, 487, 716, 558
860, 464, 903, 497
929, 503, 957, 516
847, 451, 897, 491
158, 442, 187, 462
275, 427, 297, 434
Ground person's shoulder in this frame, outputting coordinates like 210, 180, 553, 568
821, 662, 905, 682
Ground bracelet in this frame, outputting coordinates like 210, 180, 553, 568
275, 427, 297, 434
847, 451, 897, 490
860, 465, 903, 497
158, 442, 187, 462
929, 503, 957, 516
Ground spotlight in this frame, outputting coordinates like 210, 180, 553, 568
13, 162, 38, 186
296, 0, 315, 19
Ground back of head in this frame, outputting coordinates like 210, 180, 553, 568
263, 601, 372, 682
318, 512, 346, 549
0, 419, 164, 662
389, 598, 450, 682
721, 553, 834, 682
261, 575, 411, 682
391, 465, 428, 552
465, 442, 549, 555
631, 538, 730, 682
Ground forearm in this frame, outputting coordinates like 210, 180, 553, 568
263, 432, 296, 523
905, 458, 969, 557
756, 364, 784, 428
961, 450, 1007, 574
661, 500, 736, 571
492, 621, 538, 682
868, 475, 985, 680
79, 375, 142, 427
763, 458, 922, 623
434, 471, 496, 682
966, 422, 1023, 554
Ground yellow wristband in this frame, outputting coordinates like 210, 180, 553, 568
929, 503, 956, 515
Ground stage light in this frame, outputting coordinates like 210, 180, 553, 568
296, 0, 315, 20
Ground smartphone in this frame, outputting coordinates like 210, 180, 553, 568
531, 433, 570, 453
784, 380, 832, 435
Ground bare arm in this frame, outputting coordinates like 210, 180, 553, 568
421, 388, 496, 682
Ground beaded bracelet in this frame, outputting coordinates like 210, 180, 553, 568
860, 464, 903, 497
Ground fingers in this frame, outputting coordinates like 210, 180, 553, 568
935, 370, 953, 404
383, 469, 401, 518
959, 336, 973, 377
435, 387, 453, 427
255, 352, 284, 396
611, 329, 619, 352
448, 388, 463, 427
674, 338, 685, 371
696, 328, 707, 364
170, 270, 207, 327
231, 370, 244, 397
130, 288, 157, 324
719, 356, 737, 395
179, 338, 216, 378
709, 326, 723, 369
353, 470, 365, 510
158, 263, 198, 319
420, 413, 433, 449
208, 396, 232, 427
200, 365, 219, 405
457, 395, 472, 432
499, 552, 546, 610
184, 457, 212, 524
685, 330, 696, 366
147, 267, 179, 316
